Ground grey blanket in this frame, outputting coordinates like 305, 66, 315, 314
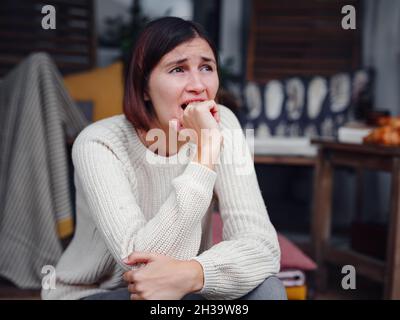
0, 52, 88, 288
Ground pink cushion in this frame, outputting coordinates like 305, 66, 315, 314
212, 212, 317, 271
277, 233, 317, 271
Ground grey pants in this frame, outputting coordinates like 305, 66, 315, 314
83, 276, 287, 300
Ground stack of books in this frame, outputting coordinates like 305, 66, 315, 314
338, 122, 374, 144
277, 270, 307, 300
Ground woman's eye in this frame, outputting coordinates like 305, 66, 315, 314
170, 67, 184, 73
201, 64, 213, 72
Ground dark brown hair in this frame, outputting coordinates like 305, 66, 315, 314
123, 16, 219, 131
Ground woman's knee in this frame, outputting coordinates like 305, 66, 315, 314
241, 276, 287, 300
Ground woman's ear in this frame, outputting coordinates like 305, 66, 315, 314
144, 92, 150, 101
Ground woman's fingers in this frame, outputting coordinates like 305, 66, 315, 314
130, 293, 144, 300
128, 282, 139, 294
185, 100, 217, 116
209, 103, 220, 123
182, 100, 220, 130
123, 270, 133, 282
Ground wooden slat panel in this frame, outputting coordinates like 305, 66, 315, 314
0, 31, 90, 44
255, 0, 358, 8
0, 0, 95, 78
247, 0, 361, 82
254, 26, 352, 36
0, 2, 91, 16
254, 0, 359, 13
0, 9, 90, 22
30, 0, 91, 10
254, 57, 351, 67
0, 21, 90, 35
254, 67, 351, 78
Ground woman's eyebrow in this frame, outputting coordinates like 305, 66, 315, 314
164, 56, 216, 68
164, 58, 188, 68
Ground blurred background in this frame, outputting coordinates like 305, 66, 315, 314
0, 0, 399, 300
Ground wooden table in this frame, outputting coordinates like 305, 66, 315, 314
311, 138, 400, 299
254, 155, 316, 167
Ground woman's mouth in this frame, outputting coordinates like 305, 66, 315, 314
180, 99, 205, 110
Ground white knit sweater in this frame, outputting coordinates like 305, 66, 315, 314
41, 105, 280, 300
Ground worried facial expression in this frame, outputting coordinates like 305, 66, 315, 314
145, 37, 219, 131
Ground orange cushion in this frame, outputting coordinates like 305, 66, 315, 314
63, 62, 124, 121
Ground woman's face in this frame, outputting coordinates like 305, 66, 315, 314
146, 37, 219, 131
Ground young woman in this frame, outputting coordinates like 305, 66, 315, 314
42, 17, 286, 300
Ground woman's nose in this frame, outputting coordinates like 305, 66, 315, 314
185, 72, 206, 93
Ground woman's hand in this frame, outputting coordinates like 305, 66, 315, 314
123, 252, 204, 300
178, 100, 223, 170
180, 100, 221, 132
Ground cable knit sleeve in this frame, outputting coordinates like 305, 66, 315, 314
192, 106, 281, 300
71, 125, 217, 270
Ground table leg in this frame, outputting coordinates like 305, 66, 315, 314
312, 149, 333, 291
385, 157, 400, 299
